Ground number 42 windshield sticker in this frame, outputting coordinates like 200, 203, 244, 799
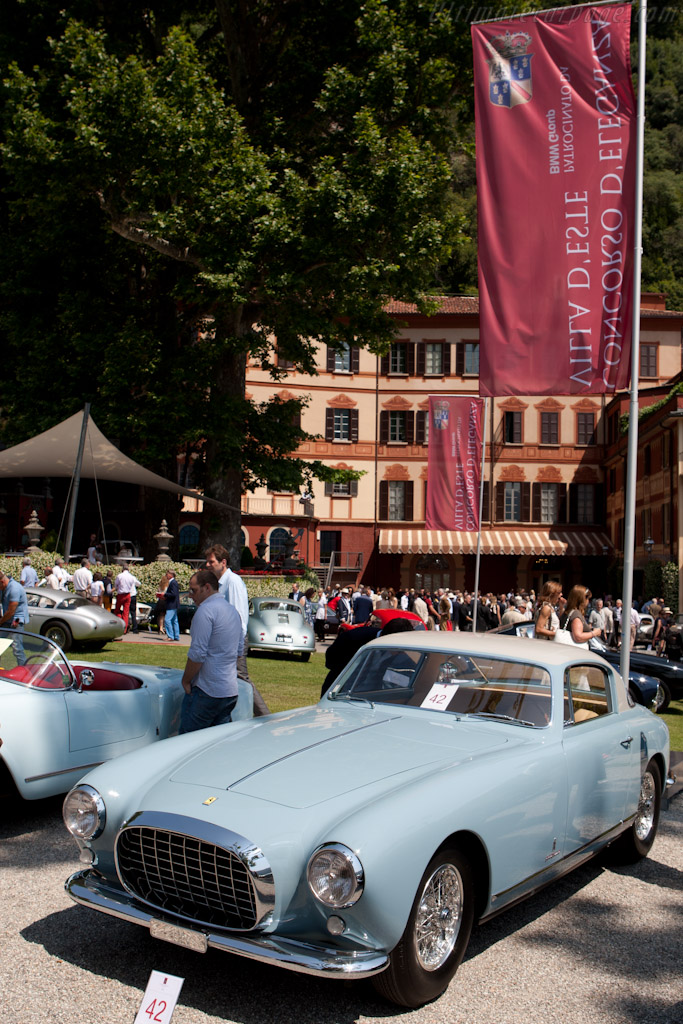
421, 683, 459, 711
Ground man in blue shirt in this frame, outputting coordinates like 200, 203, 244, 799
205, 544, 270, 716
0, 570, 30, 664
179, 570, 243, 733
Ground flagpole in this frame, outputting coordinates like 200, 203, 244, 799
472, 397, 488, 632
619, 0, 647, 687
472, 0, 622, 25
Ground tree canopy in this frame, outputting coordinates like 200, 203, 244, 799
0, 0, 492, 559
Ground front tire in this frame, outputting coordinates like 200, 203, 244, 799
41, 620, 72, 652
371, 846, 474, 1008
652, 680, 671, 714
605, 760, 662, 864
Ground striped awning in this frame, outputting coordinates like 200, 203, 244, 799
378, 529, 613, 557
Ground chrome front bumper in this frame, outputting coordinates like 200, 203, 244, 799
66, 870, 388, 979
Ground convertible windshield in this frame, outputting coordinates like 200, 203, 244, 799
331, 647, 552, 727
0, 628, 73, 689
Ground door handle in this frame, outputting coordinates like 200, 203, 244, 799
620, 735, 634, 748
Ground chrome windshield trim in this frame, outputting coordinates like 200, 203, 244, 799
66, 870, 388, 979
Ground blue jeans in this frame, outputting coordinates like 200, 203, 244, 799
164, 608, 179, 640
9, 623, 26, 666
179, 687, 238, 733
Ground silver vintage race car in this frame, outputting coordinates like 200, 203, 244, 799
247, 596, 315, 661
24, 586, 124, 650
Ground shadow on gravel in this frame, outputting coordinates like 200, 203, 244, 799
22, 904, 379, 1023
0, 795, 79, 868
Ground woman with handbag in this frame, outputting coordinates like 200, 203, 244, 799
560, 585, 602, 646
534, 581, 562, 640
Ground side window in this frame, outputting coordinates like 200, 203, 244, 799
564, 665, 611, 723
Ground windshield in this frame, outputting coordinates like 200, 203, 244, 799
257, 601, 302, 616
330, 647, 552, 727
0, 628, 73, 689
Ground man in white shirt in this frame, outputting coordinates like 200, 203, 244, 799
205, 544, 269, 716
52, 557, 72, 590
72, 559, 94, 598
114, 566, 141, 633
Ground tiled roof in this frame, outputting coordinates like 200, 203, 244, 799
385, 295, 683, 316
385, 296, 479, 314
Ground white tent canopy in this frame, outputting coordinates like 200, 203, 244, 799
0, 409, 235, 510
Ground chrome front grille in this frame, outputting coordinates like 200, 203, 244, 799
117, 826, 258, 930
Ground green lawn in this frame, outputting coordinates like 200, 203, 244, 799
82, 641, 326, 713
80, 640, 683, 747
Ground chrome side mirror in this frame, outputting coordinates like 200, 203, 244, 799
79, 669, 95, 691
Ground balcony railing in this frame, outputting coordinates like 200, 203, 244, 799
241, 495, 314, 517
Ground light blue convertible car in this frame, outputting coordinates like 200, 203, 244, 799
64, 633, 671, 1008
0, 627, 252, 800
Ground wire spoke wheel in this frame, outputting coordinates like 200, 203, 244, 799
413, 863, 464, 970
634, 769, 657, 841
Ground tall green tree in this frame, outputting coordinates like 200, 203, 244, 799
1, 0, 488, 560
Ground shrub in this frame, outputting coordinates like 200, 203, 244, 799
662, 561, 679, 615
0, 553, 310, 605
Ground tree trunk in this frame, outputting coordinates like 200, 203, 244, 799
199, 310, 250, 570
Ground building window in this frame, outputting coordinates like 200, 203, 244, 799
334, 409, 350, 440
504, 481, 521, 521
609, 468, 616, 494
276, 351, 294, 370
325, 408, 358, 442
390, 342, 408, 374
463, 342, 479, 376
504, 411, 522, 444
640, 344, 658, 378
541, 412, 559, 445
577, 412, 595, 446
455, 342, 479, 376
643, 443, 651, 476
641, 507, 652, 544
179, 524, 200, 554
424, 343, 444, 375
334, 343, 351, 372
663, 502, 671, 545
576, 484, 594, 524
415, 410, 429, 446
269, 527, 291, 559
379, 480, 414, 520
389, 411, 406, 442
325, 479, 359, 497
662, 432, 671, 469
540, 483, 558, 523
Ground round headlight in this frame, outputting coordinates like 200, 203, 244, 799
63, 784, 106, 840
307, 843, 364, 908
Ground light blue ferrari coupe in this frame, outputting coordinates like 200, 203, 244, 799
63, 632, 672, 1008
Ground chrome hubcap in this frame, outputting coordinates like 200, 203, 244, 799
413, 863, 463, 971
634, 770, 656, 841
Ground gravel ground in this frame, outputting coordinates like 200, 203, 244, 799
1, 786, 681, 1024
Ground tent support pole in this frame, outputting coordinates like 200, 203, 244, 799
64, 404, 91, 563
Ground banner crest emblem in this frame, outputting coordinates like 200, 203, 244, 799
486, 31, 533, 108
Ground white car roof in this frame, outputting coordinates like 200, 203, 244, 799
368, 630, 611, 669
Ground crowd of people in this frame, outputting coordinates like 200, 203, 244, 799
292, 580, 674, 655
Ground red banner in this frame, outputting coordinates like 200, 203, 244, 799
426, 396, 483, 531
472, 4, 636, 396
